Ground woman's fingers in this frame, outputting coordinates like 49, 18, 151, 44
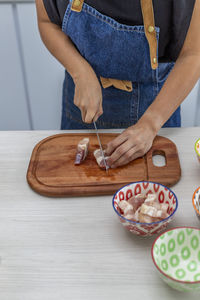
107, 139, 138, 167
84, 111, 94, 123
84, 105, 101, 123
83, 100, 103, 123
73, 63, 103, 123
93, 105, 103, 122
110, 148, 143, 169
105, 133, 128, 156
80, 106, 86, 123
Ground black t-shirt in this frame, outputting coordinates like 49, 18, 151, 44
43, 0, 196, 62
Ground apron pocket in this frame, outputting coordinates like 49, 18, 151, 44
63, 71, 138, 129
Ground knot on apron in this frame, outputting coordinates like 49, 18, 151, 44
100, 77, 133, 92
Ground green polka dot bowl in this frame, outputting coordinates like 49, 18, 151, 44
195, 138, 200, 162
152, 227, 200, 292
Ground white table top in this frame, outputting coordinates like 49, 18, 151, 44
0, 128, 200, 300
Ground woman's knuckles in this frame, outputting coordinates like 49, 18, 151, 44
106, 143, 114, 155
85, 118, 93, 124
116, 147, 125, 157
124, 152, 132, 160
85, 114, 94, 123
138, 148, 146, 156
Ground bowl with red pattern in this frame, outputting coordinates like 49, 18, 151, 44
112, 181, 178, 237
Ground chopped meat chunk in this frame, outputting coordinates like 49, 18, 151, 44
127, 194, 147, 212
74, 138, 89, 165
138, 213, 161, 223
124, 213, 137, 222
93, 149, 109, 169
118, 192, 170, 224
118, 200, 134, 215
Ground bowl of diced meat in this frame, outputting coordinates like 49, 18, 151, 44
112, 181, 178, 236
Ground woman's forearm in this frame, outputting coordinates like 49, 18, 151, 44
139, 53, 200, 132
140, 0, 200, 132
38, 20, 89, 80
35, 0, 87, 80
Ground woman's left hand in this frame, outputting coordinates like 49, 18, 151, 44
105, 121, 157, 169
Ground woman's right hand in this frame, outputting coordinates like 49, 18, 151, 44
36, 0, 102, 124
73, 64, 103, 123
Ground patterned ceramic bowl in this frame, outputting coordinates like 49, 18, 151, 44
112, 181, 178, 236
192, 187, 200, 221
195, 138, 200, 162
152, 227, 200, 292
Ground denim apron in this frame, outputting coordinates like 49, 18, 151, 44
61, 0, 181, 129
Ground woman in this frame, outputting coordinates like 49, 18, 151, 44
36, 0, 200, 168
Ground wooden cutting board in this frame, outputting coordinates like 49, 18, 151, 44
27, 133, 181, 197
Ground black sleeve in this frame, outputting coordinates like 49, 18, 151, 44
43, 0, 63, 26
170, 0, 196, 61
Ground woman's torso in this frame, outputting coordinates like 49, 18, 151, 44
43, 0, 195, 62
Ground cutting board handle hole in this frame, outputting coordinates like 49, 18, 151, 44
152, 150, 166, 167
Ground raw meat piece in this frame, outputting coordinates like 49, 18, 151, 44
162, 203, 169, 211
93, 149, 109, 169
135, 193, 147, 200
127, 194, 147, 212
134, 207, 141, 222
145, 201, 161, 209
140, 203, 169, 220
124, 213, 137, 222
74, 138, 89, 165
156, 209, 169, 219
139, 213, 161, 223
118, 200, 134, 215
140, 204, 157, 217
118, 192, 170, 224
145, 201, 159, 208
139, 213, 153, 223
145, 194, 157, 203
160, 203, 169, 213
145, 201, 169, 213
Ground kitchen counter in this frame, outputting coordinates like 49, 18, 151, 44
0, 128, 200, 300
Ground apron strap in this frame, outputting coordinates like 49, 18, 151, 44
140, 0, 158, 70
71, 0, 84, 12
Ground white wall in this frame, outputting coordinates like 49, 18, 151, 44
0, 4, 31, 130
181, 81, 200, 127
195, 82, 200, 126
0, 1, 64, 130
17, 3, 64, 130
0, 1, 199, 130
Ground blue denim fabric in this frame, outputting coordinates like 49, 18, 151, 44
61, 1, 181, 129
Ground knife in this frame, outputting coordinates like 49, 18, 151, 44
93, 121, 109, 172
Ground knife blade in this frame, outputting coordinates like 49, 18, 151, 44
93, 121, 109, 172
